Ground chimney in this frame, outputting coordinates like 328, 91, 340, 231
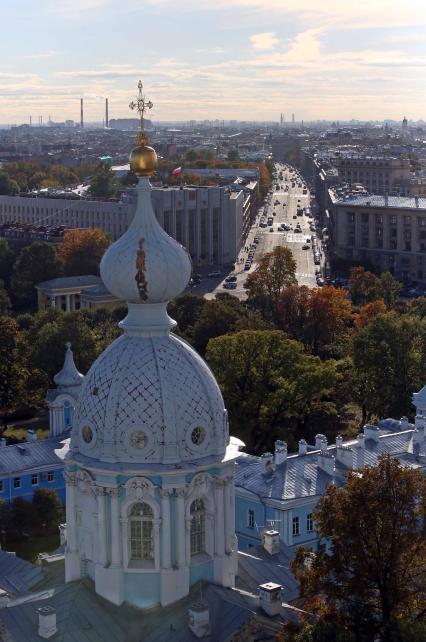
363, 424, 380, 443
261, 452, 274, 474
400, 416, 409, 429
357, 433, 365, 449
315, 433, 326, 450
0, 438, 6, 448
274, 440, 287, 466
320, 437, 328, 455
263, 530, 280, 555
298, 439, 308, 455
27, 429, 37, 442
318, 448, 335, 475
105, 98, 109, 128
258, 582, 282, 616
37, 606, 57, 639
335, 435, 343, 448
187, 602, 211, 639
80, 98, 84, 128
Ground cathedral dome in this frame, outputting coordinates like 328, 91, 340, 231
74, 332, 228, 464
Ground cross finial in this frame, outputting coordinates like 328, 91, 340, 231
129, 80, 153, 144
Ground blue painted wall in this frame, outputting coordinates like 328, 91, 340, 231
0, 467, 65, 505
124, 572, 161, 608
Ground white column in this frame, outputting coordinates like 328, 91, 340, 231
110, 487, 121, 567
65, 294, 71, 312
215, 479, 225, 556
186, 518, 192, 565
96, 487, 107, 566
153, 519, 161, 570
161, 489, 171, 569
224, 477, 234, 554
65, 472, 77, 552
176, 488, 186, 568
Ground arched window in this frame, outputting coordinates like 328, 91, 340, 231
129, 503, 154, 561
190, 498, 205, 555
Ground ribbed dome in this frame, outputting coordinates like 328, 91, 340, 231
73, 333, 228, 464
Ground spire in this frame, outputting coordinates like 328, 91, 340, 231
100, 81, 192, 337
54, 342, 84, 389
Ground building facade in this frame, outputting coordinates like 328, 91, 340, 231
335, 156, 411, 195
329, 192, 426, 283
0, 184, 245, 268
36, 275, 123, 312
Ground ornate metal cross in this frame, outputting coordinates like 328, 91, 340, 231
129, 80, 153, 144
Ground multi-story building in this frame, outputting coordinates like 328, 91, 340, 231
335, 156, 411, 195
328, 191, 426, 282
235, 387, 426, 552
0, 185, 245, 268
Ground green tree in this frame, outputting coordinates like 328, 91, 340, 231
227, 149, 240, 161
168, 294, 205, 338
58, 228, 111, 276
89, 164, 117, 198
206, 330, 337, 452
192, 299, 241, 355
0, 288, 11, 315
185, 149, 198, 162
29, 310, 98, 378
0, 172, 19, 195
32, 488, 63, 532
245, 246, 297, 315
11, 242, 63, 310
0, 238, 14, 285
290, 457, 426, 642
351, 312, 426, 423
378, 271, 402, 307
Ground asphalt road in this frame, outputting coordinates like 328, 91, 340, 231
199, 163, 322, 301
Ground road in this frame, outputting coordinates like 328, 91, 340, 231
203, 162, 320, 300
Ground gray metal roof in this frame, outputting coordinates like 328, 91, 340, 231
332, 194, 426, 210
0, 551, 44, 596
0, 435, 70, 476
36, 276, 101, 290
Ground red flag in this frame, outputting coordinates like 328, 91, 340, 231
172, 167, 182, 176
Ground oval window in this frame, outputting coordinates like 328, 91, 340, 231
81, 425, 93, 444
130, 430, 148, 449
191, 426, 206, 446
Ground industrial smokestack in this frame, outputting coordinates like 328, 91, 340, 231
80, 98, 84, 128
105, 98, 109, 128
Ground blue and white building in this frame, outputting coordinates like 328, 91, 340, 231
234, 401, 426, 552
0, 343, 82, 505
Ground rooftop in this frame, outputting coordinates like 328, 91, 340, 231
0, 434, 70, 476
330, 192, 426, 210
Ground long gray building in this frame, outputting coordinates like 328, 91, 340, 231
0, 185, 247, 268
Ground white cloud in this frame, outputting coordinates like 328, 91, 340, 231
249, 32, 279, 50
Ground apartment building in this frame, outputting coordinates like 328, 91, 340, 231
329, 191, 426, 283
0, 185, 245, 268
335, 156, 411, 195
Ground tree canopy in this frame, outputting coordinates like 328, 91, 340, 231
245, 246, 297, 313
10, 242, 63, 310
88, 164, 117, 198
58, 228, 111, 276
288, 456, 426, 642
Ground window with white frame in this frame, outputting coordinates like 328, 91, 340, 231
292, 516, 300, 536
31, 474, 38, 486
14, 477, 21, 489
190, 498, 206, 555
129, 502, 154, 561
248, 509, 255, 529
307, 513, 314, 532
47, 471, 55, 482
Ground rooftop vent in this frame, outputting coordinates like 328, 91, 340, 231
263, 529, 280, 555
258, 582, 282, 617
299, 439, 308, 456
37, 605, 57, 639
274, 440, 287, 466
27, 429, 37, 442
188, 602, 211, 639
357, 433, 365, 448
363, 424, 380, 443
315, 434, 326, 450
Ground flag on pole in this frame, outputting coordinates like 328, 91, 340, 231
172, 167, 182, 176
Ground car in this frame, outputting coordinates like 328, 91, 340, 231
302, 244, 310, 250
207, 271, 221, 278
293, 215, 297, 219
225, 275, 237, 282
295, 228, 302, 233
244, 263, 251, 270
316, 277, 324, 286
269, 227, 274, 232
314, 257, 321, 265
223, 282, 237, 289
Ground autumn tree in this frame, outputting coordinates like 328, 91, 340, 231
289, 457, 426, 642
245, 246, 297, 315
353, 299, 387, 328
11, 242, 63, 309
59, 228, 111, 276
349, 266, 381, 306
206, 330, 337, 452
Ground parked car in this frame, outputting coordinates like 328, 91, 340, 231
223, 282, 237, 289
225, 275, 237, 282
302, 244, 310, 250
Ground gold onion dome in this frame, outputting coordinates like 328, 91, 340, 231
129, 80, 157, 176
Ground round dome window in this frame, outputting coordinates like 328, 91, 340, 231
130, 430, 148, 450
191, 426, 206, 446
81, 425, 93, 444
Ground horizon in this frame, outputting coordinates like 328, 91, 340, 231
1, 0, 426, 123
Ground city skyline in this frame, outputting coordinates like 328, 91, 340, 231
1, 0, 426, 124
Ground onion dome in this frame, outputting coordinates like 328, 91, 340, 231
54, 342, 84, 389
73, 81, 229, 465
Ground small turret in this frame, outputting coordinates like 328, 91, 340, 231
47, 343, 84, 437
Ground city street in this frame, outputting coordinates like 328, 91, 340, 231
204, 162, 320, 300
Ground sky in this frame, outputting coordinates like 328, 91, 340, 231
1, 0, 426, 124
